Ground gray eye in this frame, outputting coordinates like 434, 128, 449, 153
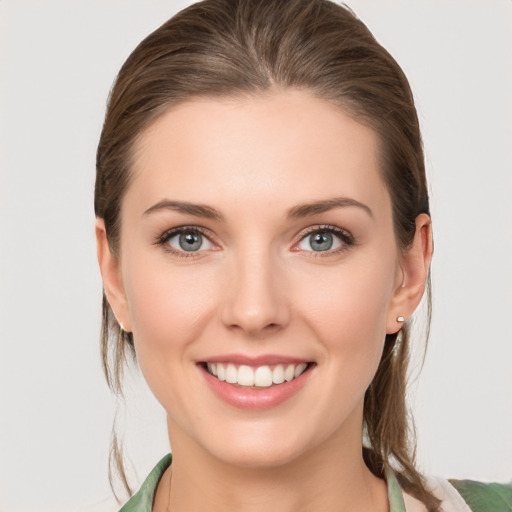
168, 231, 212, 252
309, 232, 333, 251
297, 230, 343, 252
179, 232, 202, 251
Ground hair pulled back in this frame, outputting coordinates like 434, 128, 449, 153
95, 0, 436, 508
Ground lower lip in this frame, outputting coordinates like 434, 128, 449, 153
199, 364, 314, 410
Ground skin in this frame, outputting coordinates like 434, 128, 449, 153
96, 90, 432, 512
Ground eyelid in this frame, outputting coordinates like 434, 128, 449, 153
155, 225, 219, 257
292, 224, 354, 254
155, 225, 210, 243
154, 224, 353, 258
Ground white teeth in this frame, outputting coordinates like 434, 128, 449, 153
216, 363, 226, 381
206, 362, 309, 387
238, 365, 255, 386
254, 366, 273, 387
272, 365, 285, 384
284, 364, 295, 382
226, 363, 237, 384
294, 363, 307, 378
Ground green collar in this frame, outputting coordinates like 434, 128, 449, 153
119, 454, 407, 512
386, 467, 408, 512
119, 454, 172, 512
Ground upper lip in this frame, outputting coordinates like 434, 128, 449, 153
199, 354, 311, 366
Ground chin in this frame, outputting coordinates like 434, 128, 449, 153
215, 444, 305, 469
197, 422, 317, 469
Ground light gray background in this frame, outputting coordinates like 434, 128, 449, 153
1, 1, 511, 511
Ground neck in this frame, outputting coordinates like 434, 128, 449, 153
155, 421, 388, 512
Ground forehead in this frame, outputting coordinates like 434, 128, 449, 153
127, 90, 390, 217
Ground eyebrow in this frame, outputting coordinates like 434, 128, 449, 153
143, 200, 225, 221
286, 197, 373, 219
143, 196, 373, 221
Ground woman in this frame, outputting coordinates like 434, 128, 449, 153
94, 0, 510, 511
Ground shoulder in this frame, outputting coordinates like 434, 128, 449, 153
425, 476, 512, 512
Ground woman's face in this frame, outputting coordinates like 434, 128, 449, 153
103, 90, 418, 468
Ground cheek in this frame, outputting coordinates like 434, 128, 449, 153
294, 253, 397, 362
121, 257, 218, 381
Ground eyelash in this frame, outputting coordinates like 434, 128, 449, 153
155, 226, 214, 258
294, 225, 355, 257
155, 224, 354, 258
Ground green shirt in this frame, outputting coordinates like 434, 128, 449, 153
119, 454, 512, 512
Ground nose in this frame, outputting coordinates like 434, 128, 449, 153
220, 248, 290, 337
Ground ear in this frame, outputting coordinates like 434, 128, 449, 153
386, 213, 433, 334
95, 218, 132, 332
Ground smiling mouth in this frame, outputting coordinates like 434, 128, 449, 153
202, 362, 312, 388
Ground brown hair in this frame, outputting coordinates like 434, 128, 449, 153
95, 0, 437, 508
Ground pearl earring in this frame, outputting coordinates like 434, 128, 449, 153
397, 316, 405, 323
